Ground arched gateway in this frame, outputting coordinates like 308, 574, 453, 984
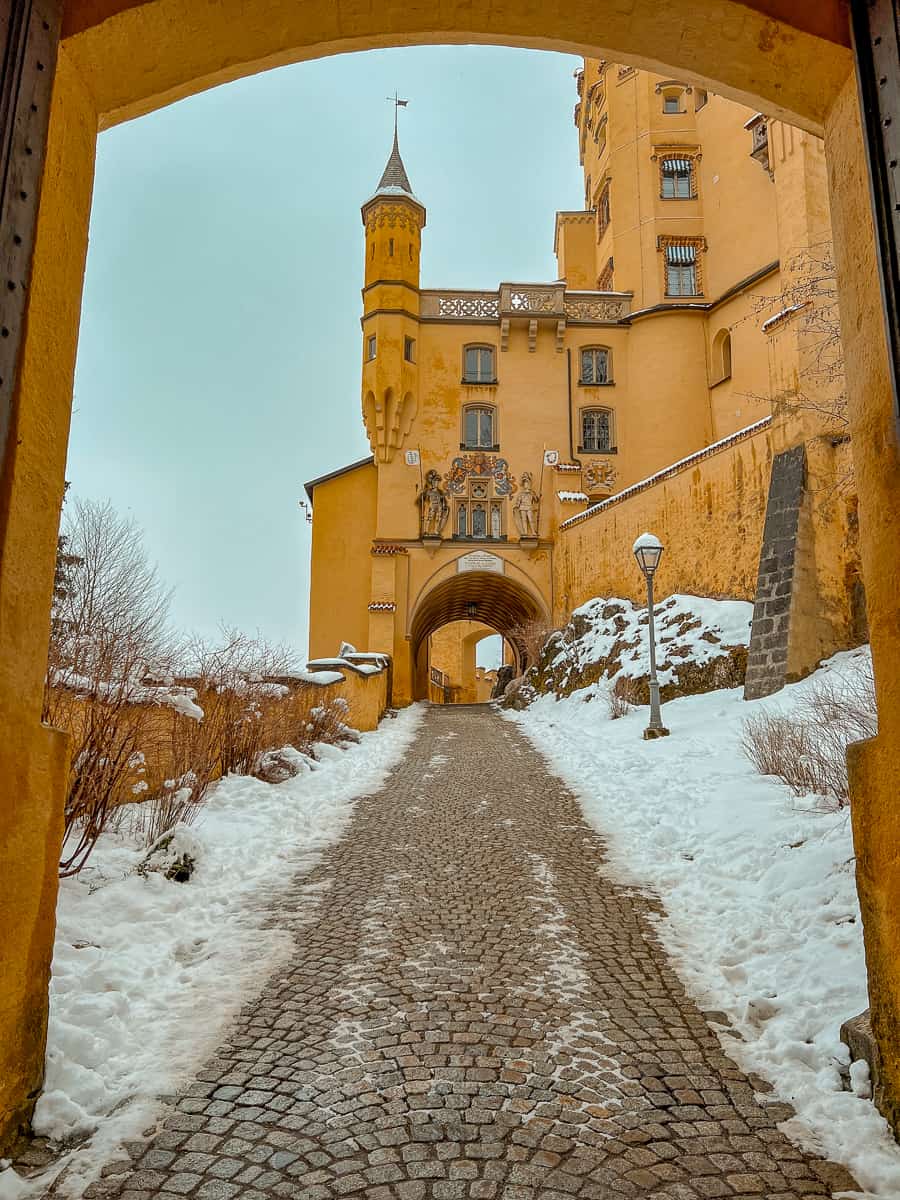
2, 0, 900, 1155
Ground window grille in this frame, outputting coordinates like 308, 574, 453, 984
581, 409, 612, 452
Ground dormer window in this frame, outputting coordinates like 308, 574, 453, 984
463, 345, 496, 384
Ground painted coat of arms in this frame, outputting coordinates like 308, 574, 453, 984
445, 454, 517, 496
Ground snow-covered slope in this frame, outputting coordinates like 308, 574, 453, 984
508, 646, 900, 1198
526, 593, 753, 702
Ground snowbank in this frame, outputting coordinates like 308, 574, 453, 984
521, 593, 752, 705
2, 705, 422, 1200
508, 646, 900, 1198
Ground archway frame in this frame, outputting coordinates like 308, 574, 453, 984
3, 0, 900, 1149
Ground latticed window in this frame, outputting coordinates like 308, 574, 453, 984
472, 504, 487, 538
580, 348, 610, 385
664, 243, 699, 296
463, 345, 495, 383
463, 406, 495, 449
661, 158, 693, 198
581, 408, 612, 452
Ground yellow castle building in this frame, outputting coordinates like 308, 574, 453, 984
306, 60, 861, 708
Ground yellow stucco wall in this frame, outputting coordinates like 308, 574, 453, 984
307, 462, 378, 661
554, 426, 773, 616
7, 0, 900, 1150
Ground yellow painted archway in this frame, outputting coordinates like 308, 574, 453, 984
3, 0, 900, 1150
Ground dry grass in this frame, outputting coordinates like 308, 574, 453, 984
607, 675, 642, 720
742, 658, 876, 806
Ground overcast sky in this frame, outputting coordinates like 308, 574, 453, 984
67, 46, 584, 658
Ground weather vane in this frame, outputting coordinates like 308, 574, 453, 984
386, 91, 409, 134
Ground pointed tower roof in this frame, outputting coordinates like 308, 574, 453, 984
376, 127, 414, 196
362, 121, 425, 222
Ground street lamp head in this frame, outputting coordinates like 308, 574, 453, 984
633, 531, 664, 577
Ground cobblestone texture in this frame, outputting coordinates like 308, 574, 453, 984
80, 705, 857, 1199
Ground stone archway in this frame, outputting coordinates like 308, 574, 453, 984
3, 0, 900, 1151
409, 570, 548, 701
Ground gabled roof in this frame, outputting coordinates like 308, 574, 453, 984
304, 456, 374, 505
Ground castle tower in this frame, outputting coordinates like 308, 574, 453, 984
360, 126, 426, 463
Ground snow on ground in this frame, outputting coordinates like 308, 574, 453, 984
507, 644, 900, 1198
0, 706, 423, 1200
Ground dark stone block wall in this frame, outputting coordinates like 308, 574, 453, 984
743, 444, 807, 700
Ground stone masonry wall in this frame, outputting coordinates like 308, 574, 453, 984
743, 444, 806, 699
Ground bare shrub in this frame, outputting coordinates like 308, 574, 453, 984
607, 675, 642, 720
44, 499, 180, 876
742, 657, 876, 806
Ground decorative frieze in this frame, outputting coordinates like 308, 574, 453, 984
564, 294, 630, 322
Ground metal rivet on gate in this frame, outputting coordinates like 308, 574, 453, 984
24, 146, 32, 156
12, 234, 21, 245
19, 190, 27, 200
1, 328, 9, 338
36, 61, 44, 71
7, 281, 16, 292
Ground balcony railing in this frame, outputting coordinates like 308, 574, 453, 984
419, 287, 630, 324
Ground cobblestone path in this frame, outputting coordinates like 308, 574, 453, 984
91, 705, 857, 1200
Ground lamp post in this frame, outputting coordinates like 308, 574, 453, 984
633, 532, 670, 740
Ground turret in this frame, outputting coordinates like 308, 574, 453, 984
361, 127, 425, 462
361, 127, 426, 291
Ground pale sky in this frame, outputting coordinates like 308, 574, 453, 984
67, 46, 584, 658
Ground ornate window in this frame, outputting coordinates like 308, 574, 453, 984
462, 405, 496, 450
597, 182, 611, 236
366, 334, 376, 361
580, 347, 612, 385
661, 158, 694, 198
463, 344, 496, 384
453, 483, 505, 541
662, 241, 702, 297
580, 408, 614, 453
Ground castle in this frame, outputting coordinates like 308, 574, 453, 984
306, 59, 862, 707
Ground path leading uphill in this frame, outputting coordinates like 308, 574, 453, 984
85, 705, 857, 1199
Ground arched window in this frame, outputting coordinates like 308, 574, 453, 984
579, 347, 612, 385
580, 408, 614, 453
712, 329, 733, 383
463, 405, 496, 449
472, 504, 487, 538
463, 344, 496, 384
